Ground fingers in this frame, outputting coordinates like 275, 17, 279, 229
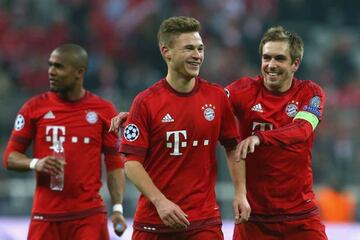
233, 197, 251, 224
109, 117, 120, 133
38, 157, 65, 175
113, 222, 126, 237
163, 211, 190, 229
159, 203, 190, 229
238, 208, 251, 223
239, 136, 259, 159
233, 201, 241, 223
108, 112, 129, 133
111, 212, 127, 237
117, 112, 129, 128
239, 140, 249, 159
235, 205, 251, 224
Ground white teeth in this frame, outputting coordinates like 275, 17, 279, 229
269, 73, 278, 76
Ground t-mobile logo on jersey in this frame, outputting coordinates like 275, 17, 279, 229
46, 126, 66, 149
46, 125, 91, 149
166, 130, 209, 156
252, 121, 273, 134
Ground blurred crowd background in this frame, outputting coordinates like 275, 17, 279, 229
0, 0, 359, 223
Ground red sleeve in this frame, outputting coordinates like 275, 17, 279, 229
219, 89, 240, 150
119, 93, 150, 159
101, 102, 124, 171
3, 101, 34, 168
255, 119, 313, 146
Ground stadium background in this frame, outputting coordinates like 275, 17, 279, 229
0, 0, 359, 239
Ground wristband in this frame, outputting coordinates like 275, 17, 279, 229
29, 158, 39, 170
112, 204, 123, 214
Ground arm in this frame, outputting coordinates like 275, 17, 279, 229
257, 84, 325, 147
125, 160, 190, 229
7, 151, 64, 175
256, 119, 313, 146
225, 147, 251, 223
107, 168, 127, 237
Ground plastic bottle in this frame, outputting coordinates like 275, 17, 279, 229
50, 140, 65, 191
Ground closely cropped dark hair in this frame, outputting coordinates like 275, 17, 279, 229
259, 26, 304, 63
158, 16, 201, 48
55, 43, 88, 70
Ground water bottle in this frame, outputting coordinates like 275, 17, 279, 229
50, 140, 65, 191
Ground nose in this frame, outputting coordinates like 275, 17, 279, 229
192, 49, 202, 59
268, 58, 277, 68
48, 66, 55, 75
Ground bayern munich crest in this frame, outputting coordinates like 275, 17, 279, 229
14, 114, 25, 131
202, 104, 216, 121
86, 111, 98, 124
285, 100, 299, 117
124, 124, 139, 141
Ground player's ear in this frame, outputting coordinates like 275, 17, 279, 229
160, 44, 171, 61
76, 67, 86, 79
291, 57, 301, 72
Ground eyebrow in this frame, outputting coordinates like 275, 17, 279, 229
263, 53, 287, 59
48, 61, 64, 67
183, 44, 204, 48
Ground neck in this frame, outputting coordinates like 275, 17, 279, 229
264, 77, 293, 94
58, 87, 86, 101
166, 72, 196, 93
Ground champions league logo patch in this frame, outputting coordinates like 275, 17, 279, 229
86, 111, 98, 124
14, 114, 25, 131
285, 100, 299, 117
124, 124, 139, 141
309, 96, 321, 108
303, 106, 321, 117
303, 96, 321, 117
202, 104, 216, 121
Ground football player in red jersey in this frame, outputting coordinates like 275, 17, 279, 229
226, 26, 328, 240
117, 16, 250, 240
3, 44, 127, 239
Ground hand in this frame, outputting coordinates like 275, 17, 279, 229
233, 194, 251, 224
238, 135, 260, 159
35, 156, 66, 176
154, 198, 190, 229
109, 112, 129, 133
111, 211, 127, 237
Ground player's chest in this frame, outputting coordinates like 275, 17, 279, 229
243, 91, 304, 130
149, 97, 221, 138
35, 108, 103, 145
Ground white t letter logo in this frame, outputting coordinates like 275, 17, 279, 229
166, 130, 187, 156
46, 126, 66, 149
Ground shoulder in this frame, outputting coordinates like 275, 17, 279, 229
296, 79, 325, 96
226, 76, 262, 92
23, 92, 51, 108
134, 80, 164, 104
85, 92, 121, 119
87, 91, 114, 106
199, 78, 227, 96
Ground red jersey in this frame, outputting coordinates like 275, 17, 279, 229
120, 78, 239, 232
226, 76, 325, 220
3, 91, 122, 221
